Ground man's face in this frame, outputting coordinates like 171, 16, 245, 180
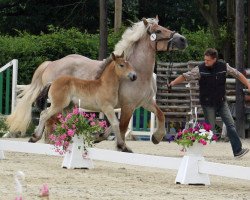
204, 55, 216, 67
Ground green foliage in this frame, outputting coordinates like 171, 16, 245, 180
0, 115, 8, 137
0, 27, 100, 85
0, 25, 127, 85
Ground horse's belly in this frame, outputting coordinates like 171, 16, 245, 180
72, 97, 101, 112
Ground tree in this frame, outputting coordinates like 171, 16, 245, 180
194, 0, 235, 64
99, 0, 108, 60
248, 0, 250, 68
114, 0, 122, 33
235, 0, 246, 138
194, 0, 220, 40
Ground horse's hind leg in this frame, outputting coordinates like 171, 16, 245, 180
44, 114, 58, 143
142, 101, 166, 144
28, 107, 61, 143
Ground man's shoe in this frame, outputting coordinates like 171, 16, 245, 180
234, 148, 249, 158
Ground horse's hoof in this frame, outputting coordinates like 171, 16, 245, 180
117, 144, 133, 153
2, 132, 11, 138
28, 138, 36, 143
151, 135, 160, 144
3, 131, 21, 138
122, 147, 133, 153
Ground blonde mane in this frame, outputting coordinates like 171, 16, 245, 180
95, 55, 113, 79
114, 18, 159, 59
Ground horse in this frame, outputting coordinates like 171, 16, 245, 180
29, 52, 137, 152
6, 16, 188, 152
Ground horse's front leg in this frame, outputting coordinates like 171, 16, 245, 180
142, 100, 166, 144
119, 105, 135, 141
102, 106, 132, 153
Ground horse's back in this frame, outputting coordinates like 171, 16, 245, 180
41, 54, 104, 84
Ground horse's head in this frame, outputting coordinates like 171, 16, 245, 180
111, 52, 137, 81
143, 16, 188, 51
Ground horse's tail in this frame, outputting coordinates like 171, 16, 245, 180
6, 61, 51, 135
36, 83, 51, 111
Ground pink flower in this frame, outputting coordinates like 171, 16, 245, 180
73, 107, 79, 115
55, 140, 62, 146
49, 134, 56, 141
57, 113, 62, 119
15, 196, 23, 200
66, 113, 72, 119
177, 131, 183, 136
60, 133, 67, 140
84, 113, 89, 118
39, 183, 49, 197
90, 121, 96, 126
199, 139, 207, 145
203, 123, 212, 131
99, 121, 107, 128
212, 134, 218, 141
64, 141, 69, 147
67, 129, 75, 137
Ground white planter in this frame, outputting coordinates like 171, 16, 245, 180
61, 135, 94, 169
185, 142, 204, 156
175, 142, 210, 185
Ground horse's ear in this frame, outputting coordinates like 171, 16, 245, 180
142, 18, 148, 27
155, 15, 159, 21
111, 53, 116, 61
121, 51, 124, 58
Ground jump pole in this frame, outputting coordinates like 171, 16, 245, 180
1, 139, 250, 185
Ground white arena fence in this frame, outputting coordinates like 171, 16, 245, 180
0, 139, 250, 185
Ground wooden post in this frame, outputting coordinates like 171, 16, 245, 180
248, 0, 250, 68
235, 0, 245, 138
99, 0, 108, 60
114, 0, 122, 33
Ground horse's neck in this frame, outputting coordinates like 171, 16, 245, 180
128, 37, 155, 78
100, 63, 119, 88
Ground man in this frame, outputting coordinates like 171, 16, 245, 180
169, 48, 249, 158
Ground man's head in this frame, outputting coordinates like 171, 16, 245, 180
204, 48, 218, 67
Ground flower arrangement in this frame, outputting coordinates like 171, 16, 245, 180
167, 122, 218, 149
49, 105, 107, 154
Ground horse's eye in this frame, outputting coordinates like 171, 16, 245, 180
156, 30, 161, 34
119, 64, 124, 67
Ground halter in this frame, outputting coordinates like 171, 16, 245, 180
146, 26, 176, 84
146, 28, 176, 51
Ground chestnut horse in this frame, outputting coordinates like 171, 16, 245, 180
29, 53, 137, 152
6, 16, 187, 151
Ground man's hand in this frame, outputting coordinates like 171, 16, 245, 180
167, 82, 172, 90
247, 84, 250, 92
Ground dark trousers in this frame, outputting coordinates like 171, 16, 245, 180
202, 101, 242, 155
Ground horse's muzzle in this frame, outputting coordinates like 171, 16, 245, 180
128, 72, 137, 81
172, 33, 188, 50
